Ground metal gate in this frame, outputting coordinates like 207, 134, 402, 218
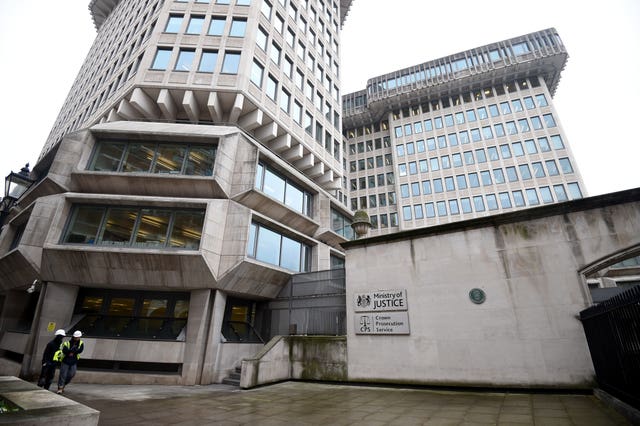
580, 286, 640, 409
265, 268, 346, 339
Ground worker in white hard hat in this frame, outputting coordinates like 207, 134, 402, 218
55, 330, 84, 394
37, 329, 66, 390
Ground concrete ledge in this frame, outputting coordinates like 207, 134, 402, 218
0, 376, 99, 425
594, 388, 640, 425
240, 336, 347, 389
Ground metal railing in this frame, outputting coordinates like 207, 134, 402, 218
580, 286, 640, 409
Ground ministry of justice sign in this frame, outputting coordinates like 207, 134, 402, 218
354, 289, 410, 335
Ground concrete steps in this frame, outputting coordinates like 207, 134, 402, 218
221, 366, 241, 387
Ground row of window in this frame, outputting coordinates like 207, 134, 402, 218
352, 192, 397, 211
350, 172, 395, 191
399, 183, 582, 221
348, 136, 391, 155
255, 162, 313, 216
64, 206, 205, 249
398, 160, 573, 198
151, 46, 240, 73
393, 94, 549, 138
394, 113, 556, 142
395, 135, 565, 161
89, 141, 216, 176
261, 0, 339, 44
165, 14, 247, 37
397, 156, 573, 180
247, 221, 310, 272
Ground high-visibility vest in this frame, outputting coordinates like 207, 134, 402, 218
53, 340, 84, 362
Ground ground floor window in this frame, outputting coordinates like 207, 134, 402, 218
73, 289, 189, 340
222, 298, 264, 343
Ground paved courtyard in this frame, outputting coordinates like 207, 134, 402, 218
62, 381, 629, 425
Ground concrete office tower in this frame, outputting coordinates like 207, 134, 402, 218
342, 29, 586, 236
0, 0, 354, 385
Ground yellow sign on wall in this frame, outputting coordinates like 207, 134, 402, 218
47, 322, 56, 332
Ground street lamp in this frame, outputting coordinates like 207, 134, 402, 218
350, 210, 372, 240
0, 164, 34, 227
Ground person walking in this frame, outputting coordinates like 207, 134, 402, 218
37, 329, 65, 390
55, 330, 84, 394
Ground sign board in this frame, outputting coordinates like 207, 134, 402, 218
354, 289, 407, 312
355, 312, 410, 335
47, 322, 56, 332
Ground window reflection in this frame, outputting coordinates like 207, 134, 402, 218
64, 206, 204, 250
90, 141, 216, 176
255, 162, 312, 216
247, 222, 310, 272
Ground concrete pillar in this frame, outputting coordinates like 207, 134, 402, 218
182, 289, 213, 385
28, 283, 78, 378
200, 290, 227, 384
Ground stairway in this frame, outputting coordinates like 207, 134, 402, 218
222, 365, 242, 387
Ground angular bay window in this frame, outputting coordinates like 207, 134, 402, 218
247, 222, 310, 272
90, 141, 215, 176
254, 162, 312, 216
63, 206, 205, 249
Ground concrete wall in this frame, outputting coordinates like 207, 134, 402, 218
240, 336, 347, 389
344, 191, 640, 389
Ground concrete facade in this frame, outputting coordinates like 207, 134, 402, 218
0, 0, 354, 385
343, 189, 640, 388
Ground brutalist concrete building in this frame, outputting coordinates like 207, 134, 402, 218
0, 0, 354, 385
0, 0, 610, 388
342, 28, 587, 236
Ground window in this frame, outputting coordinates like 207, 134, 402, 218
448, 200, 459, 215
477, 107, 488, 120
475, 149, 487, 163
536, 94, 548, 107
568, 183, 582, 199
500, 144, 511, 158
500, 102, 511, 114
486, 194, 498, 210
466, 110, 477, 122
90, 141, 215, 176
493, 168, 505, 184
518, 119, 530, 133
538, 137, 551, 152
480, 170, 492, 186
255, 162, 312, 215
543, 114, 557, 128
499, 192, 512, 208
181, 15, 203, 35
551, 135, 565, 150
494, 124, 505, 138
525, 139, 537, 154
473, 196, 485, 212
489, 104, 499, 117
248, 222, 310, 272
292, 101, 302, 124
414, 205, 424, 220
64, 206, 204, 249
506, 167, 518, 182
471, 128, 481, 142
331, 209, 354, 240
250, 60, 264, 87
540, 187, 554, 204
524, 97, 535, 110
422, 180, 432, 195
266, 74, 277, 100
221, 52, 241, 74
261, 1, 272, 19
526, 188, 539, 205
460, 198, 472, 213
422, 203, 434, 218
433, 178, 443, 193
545, 160, 559, 176
531, 116, 543, 130
554, 184, 568, 201
402, 206, 412, 221
506, 121, 517, 135
165, 15, 183, 33
513, 190, 525, 207
512, 99, 523, 112
436, 201, 447, 217
198, 51, 218, 72
256, 26, 268, 50
482, 126, 494, 140
280, 88, 290, 112
270, 42, 281, 64
532, 162, 545, 178
74, 289, 189, 340
468, 173, 480, 188
445, 176, 455, 191
559, 158, 574, 174
229, 18, 247, 37
151, 48, 172, 70
452, 153, 462, 167
519, 164, 532, 180
456, 174, 467, 189
512, 142, 524, 156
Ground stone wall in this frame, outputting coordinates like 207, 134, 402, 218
343, 189, 640, 389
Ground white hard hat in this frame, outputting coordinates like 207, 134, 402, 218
55, 329, 66, 336
73, 330, 82, 338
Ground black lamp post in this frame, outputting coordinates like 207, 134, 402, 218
0, 164, 34, 227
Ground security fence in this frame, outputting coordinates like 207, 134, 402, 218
580, 286, 640, 409
265, 268, 346, 338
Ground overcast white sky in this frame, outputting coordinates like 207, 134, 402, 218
0, 0, 639, 197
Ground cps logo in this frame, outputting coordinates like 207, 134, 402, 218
359, 315, 372, 333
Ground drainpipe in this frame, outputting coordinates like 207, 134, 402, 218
20, 281, 47, 380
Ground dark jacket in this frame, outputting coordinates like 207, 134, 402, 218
61, 339, 84, 365
41, 336, 64, 365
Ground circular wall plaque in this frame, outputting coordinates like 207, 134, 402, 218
469, 288, 486, 304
